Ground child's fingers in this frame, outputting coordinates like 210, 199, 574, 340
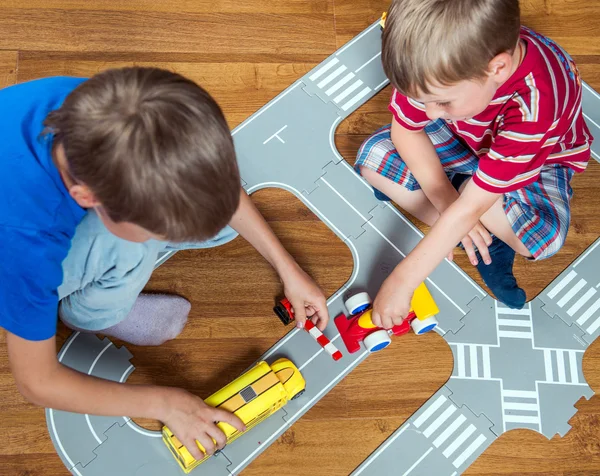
462, 236, 478, 265
194, 433, 216, 457
290, 300, 307, 328
372, 310, 383, 328
183, 436, 205, 461
312, 296, 329, 330
213, 408, 246, 433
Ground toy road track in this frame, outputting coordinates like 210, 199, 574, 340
47, 20, 600, 476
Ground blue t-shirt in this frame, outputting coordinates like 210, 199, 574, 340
0, 77, 87, 340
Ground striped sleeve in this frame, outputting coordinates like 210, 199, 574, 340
388, 88, 430, 131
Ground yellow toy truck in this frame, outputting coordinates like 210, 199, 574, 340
162, 358, 305, 473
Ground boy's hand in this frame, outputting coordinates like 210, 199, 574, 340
281, 263, 330, 331
162, 388, 246, 461
371, 273, 414, 330
448, 221, 492, 265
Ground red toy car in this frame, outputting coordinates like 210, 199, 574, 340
334, 284, 439, 354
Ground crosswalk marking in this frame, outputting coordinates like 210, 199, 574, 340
496, 302, 533, 340
433, 414, 467, 448
576, 297, 600, 327
556, 351, 566, 383
544, 349, 554, 382
502, 388, 540, 430
497, 319, 530, 327
504, 415, 539, 424
452, 344, 493, 379
543, 349, 582, 384
498, 330, 533, 339
325, 72, 355, 95
317, 65, 348, 88
495, 307, 531, 315
443, 424, 476, 458
569, 350, 579, 384
503, 389, 537, 398
567, 287, 596, 316
543, 265, 600, 338
423, 406, 456, 438
557, 278, 587, 307
309, 57, 339, 81
410, 393, 491, 469
588, 314, 600, 335
482, 346, 491, 379
342, 86, 372, 111
504, 402, 538, 411
547, 270, 577, 299
470, 345, 477, 377
452, 434, 487, 468
457, 344, 465, 377
334, 80, 364, 103
414, 394, 447, 428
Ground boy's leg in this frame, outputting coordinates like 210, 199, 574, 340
57, 210, 191, 346
354, 121, 527, 308
456, 180, 532, 258
502, 165, 574, 261
356, 121, 478, 224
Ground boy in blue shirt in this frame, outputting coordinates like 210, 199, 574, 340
0, 67, 329, 460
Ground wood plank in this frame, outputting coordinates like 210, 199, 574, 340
0, 51, 18, 88
0, 10, 335, 54
16, 58, 320, 129
0, 0, 333, 14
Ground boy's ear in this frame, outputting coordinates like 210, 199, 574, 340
69, 184, 100, 209
488, 52, 513, 83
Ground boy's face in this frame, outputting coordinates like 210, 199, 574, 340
414, 76, 498, 123
412, 46, 521, 123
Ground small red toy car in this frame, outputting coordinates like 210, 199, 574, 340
334, 283, 440, 354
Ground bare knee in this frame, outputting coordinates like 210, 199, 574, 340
359, 165, 381, 186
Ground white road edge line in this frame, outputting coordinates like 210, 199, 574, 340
353, 425, 411, 476
336, 21, 381, 57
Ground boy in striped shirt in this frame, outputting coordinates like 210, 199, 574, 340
356, 0, 594, 328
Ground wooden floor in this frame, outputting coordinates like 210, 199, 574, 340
0, 1, 599, 474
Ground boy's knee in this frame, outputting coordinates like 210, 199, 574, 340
359, 165, 377, 184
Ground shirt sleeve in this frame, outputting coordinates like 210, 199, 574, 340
473, 101, 557, 193
388, 88, 431, 131
0, 227, 68, 340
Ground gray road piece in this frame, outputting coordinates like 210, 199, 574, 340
47, 20, 600, 476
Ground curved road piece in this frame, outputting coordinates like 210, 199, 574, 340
47, 20, 600, 475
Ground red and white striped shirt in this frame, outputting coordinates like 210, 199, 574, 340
389, 27, 594, 193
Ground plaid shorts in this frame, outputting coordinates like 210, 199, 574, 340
355, 120, 575, 260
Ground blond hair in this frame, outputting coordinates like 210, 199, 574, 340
382, 0, 521, 97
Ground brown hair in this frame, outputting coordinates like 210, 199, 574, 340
382, 0, 521, 97
44, 67, 240, 241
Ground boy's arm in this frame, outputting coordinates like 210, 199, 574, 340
228, 188, 330, 330
371, 180, 500, 329
6, 331, 245, 460
391, 119, 492, 265
390, 118, 460, 214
